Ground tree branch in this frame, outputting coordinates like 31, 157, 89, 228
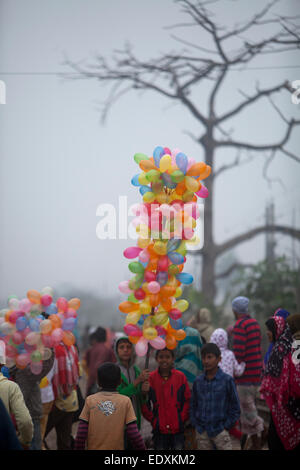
216, 224, 300, 257
215, 262, 255, 279
217, 81, 291, 123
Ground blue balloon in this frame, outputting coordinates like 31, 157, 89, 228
45, 303, 58, 315
176, 152, 188, 174
139, 185, 152, 196
153, 146, 165, 167
156, 271, 168, 286
176, 272, 194, 284
131, 174, 141, 187
29, 318, 40, 332
168, 252, 185, 265
167, 239, 181, 252
169, 317, 183, 330
62, 317, 76, 331
16, 316, 28, 331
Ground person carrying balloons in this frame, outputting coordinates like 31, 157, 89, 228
114, 336, 149, 440
141, 347, 191, 450
9, 348, 54, 450
43, 339, 80, 450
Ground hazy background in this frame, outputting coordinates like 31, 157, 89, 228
0, 0, 299, 332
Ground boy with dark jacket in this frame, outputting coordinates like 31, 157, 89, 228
142, 348, 191, 450
190, 343, 240, 450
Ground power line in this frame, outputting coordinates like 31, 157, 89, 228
0, 64, 300, 76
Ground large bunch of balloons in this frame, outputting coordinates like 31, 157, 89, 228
118, 146, 211, 357
0, 287, 80, 374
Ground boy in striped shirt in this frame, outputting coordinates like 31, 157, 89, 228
232, 296, 265, 450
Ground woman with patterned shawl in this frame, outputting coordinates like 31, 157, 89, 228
260, 314, 300, 450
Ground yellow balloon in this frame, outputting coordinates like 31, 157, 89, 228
137, 237, 151, 249
156, 192, 169, 204
175, 287, 182, 298
143, 192, 156, 203
143, 327, 158, 340
138, 172, 148, 185
182, 191, 194, 203
153, 240, 168, 255
125, 311, 141, 324
159, 154, 172, 172
185, 176, 200, 192
174, 299, 189, 312
153, 312, 169, 325
140, 302, 152, 315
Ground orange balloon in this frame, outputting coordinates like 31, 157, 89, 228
173, 329, 187, 341
186, 162, 206, 177
165, 334, 177, 350
68, 298, 81, 310
197, 165, 211, 180
27, 289, 41, 304
139, 160, 157, 172
160, 286, 176, 298
175, 181, 186, 196
160, 297, 172, 312
149, 294, 160, 307
147, 258, 158, 271
128, 335, 139, 344
5, 310, 13, 322
49, 314, 62, 329
119, 301, 140, 313
62, 331, 75, 347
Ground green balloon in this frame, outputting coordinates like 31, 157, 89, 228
129, 262, 145, 274
134, 153, 149, 164
170, 170, 185, 183
146, 170, 161, 183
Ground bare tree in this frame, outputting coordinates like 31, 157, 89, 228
66, 0, 300, 305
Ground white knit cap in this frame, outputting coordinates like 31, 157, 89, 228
0, 340, 6, 365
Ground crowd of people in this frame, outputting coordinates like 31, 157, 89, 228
0, 296, 300, 451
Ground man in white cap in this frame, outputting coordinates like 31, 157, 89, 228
0, 340, 33, 449
231, 297, 266, 450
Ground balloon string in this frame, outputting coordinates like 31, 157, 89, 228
145, 307, 155, 368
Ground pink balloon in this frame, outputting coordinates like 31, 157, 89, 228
65, 308, 77, 318
169, 309, 182, 320
41, 294, 52, 307
19, 298, 32, 313
148, 281, 161, 294
16, 353, 31, 367
118, 281, 132, 294
149, 336, 166, 350
124, 324, 142, 337
57, 297, 68, 313
51, 328, 63, 345
134, 288, 146, 300
12, 331, 23, 345
123, 247, 142, 259
196, 185, 209, 198
156, 326, 167, 336
144, 271, 156, 282
139, 249, 150, 263
158, 255, 169, 272
163, 147, 171, 155
41, 334, 54, 348
135, 337, 149, 357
